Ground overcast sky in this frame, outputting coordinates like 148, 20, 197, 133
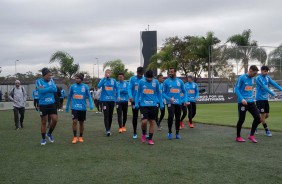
0, 0, 281, 77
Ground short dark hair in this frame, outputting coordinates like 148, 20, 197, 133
118, 73, 124, 76
169, 68, 176, 72
145, 70, 154, 78
261, 66, 269, 71
249, 65, 259, 71
137, 67, 144, 73
157, 74, 163, 79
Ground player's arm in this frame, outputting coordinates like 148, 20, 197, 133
115, 80, 120, 101
97, 78, 106, 88
128, 78, 133, 99
181, 81, 188, 104
162, 81, 170, 101
65, 86, 73, 112
234, 77, 245, 103
156, 82, 164, 109
256, 77, 275, 96
134, 81, 142, 106
269, 77, 282, 91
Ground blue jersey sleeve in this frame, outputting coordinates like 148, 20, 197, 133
256, 77, 275, 96
235, 76, 244, 102
269, 77, 282, 91
162, 81, 171, 101
86, 86, 94, 110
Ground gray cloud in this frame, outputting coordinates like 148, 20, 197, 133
0, 0, 281, 76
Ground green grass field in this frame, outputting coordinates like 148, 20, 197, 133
0, 102, 282, 184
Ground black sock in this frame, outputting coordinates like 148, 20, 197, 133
80, 133, 83, 137
149, 133, 153, 140
142, 130, 146, 135
176, 130, 179, 134
263, 123, 269, 131
41, 133, 46, 139
48, 128, 54, 135
73, 130, 77, 137
169, 129, 172, 133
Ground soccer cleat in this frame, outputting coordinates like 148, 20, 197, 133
141, 134, 146, 143
148, 140, 154, 145
248, 135, 258, 143
118, 128, 123, 133
41, 139, 46, 146
133, 134, 138, 139
265, 130, 272, 137
157, 126, 162, 131
189, 122, 194, 128
122, 126, 126, 132
72, 137, 78, 144
106, 131, 111, 137
47, 133, 54, 143
236, 137, 246, 142
179, 122, 183, 130
168, 133, 172, 140
78, 137, 84, 143
15, 127, 19, 130
176, 134, 181, 139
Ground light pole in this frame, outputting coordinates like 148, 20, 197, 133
15, 60, 19, 75
96, 58, 99, 78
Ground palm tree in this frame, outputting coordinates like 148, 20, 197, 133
50, 51, 80, 87
103, 59, 134, 80
227, 29, 267, 73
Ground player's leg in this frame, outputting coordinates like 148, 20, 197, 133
72, 110, 78, 144
108, 102, 115, 131
78, 111, 86, 142
248, 103, 261, 143
180, 104, 187, 129
122, 102, 128, 131
132, 102, 139, 138
102, 102, 111, 136
19, 107, 25, 128
116, 102, 123, 133
40, 115, 48, 145
158, 105, 165, 130
167, 104, 174, 139
147, 106, 157, 145
174, 105, 181, 139
13, 107, 19, 129
189, 102, 196, 128
140, 107, 148, 143
236, 103, 247, 142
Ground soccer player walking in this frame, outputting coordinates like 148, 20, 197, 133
235, 65, 261, 143
255, 66, 282, 137
185, 75, 199, 128
135, 70, 163, 145
163, 68, 187, 140
128, 67, 144, 139
98, 69, 120, 136
156, 74, 165, 131
116, 73, 130, 133
36, 68, 58, 145
66, 73, 94, 144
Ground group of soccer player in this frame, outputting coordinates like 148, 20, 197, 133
34, 64, 281, 146
235, 65, 282, 143
35, 66, 200, 145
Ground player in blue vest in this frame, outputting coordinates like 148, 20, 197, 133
163, 68, 188, 140
156, 74, 165, 131
98, 69, 120, 136
235, 65, 261, 143
116, 73, 130, 133
59, 87, 66, 111
135, 70, 164, 145
255, 66, 282, 137
66, 73, 94, 144
185, 75, 199, 128
32, 88, 39, 111
128, 67, 144, 139
35, 68, 58, 146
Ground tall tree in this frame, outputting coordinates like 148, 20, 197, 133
103, 59, 134, 80
50, 51, 80, 86
227, 29, 267, 73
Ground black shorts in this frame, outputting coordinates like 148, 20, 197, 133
72, 110, 86, 122
39, 103, 57, 117
256, 100, 270, 114
140, 106, 158, 120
